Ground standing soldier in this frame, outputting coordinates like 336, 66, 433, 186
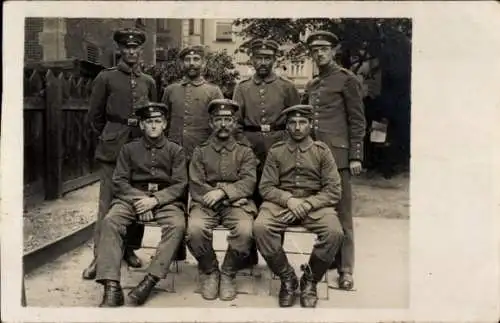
187, 99, 257, 301
232, 39, 301, 266
84, 28, 157, 279
95, 102, 187, 307
162, 45, 224, 161
254, 105, 344, 308
302, 31, 366, 290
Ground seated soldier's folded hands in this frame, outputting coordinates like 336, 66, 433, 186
202, 189, 227, 208
133, 196, 159, 214
286, 197, 313, 220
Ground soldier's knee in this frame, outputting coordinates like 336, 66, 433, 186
234, 220, 253, 240
186, 215, 209, 241
168, 214, 186, 234
253, 216, 268, 238
325, 222, 344, 244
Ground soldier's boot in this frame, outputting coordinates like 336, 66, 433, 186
338, 272, 354, 290
128, 274, 159, 305
99, 280, 124, 307
264, 250, 298, 307
198, 252, 220, 300
82, 257, 97, 280
123, 248, 142, 268
220, 248, 244, 301
299, 254, 330, 308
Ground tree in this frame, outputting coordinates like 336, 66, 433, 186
233, 18, 412, 172
142, 47, 240, 99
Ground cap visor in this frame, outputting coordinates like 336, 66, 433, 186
309, 40, 333, 47
252, 49, 275, 56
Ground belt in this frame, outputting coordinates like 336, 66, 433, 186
242, 124, 285, 133
132, 182, 169, 193
290, 189, 318, 198
107, 115, 139, 127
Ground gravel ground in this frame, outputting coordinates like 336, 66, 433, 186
23, 182, 99, 253
23, 173, 409, 253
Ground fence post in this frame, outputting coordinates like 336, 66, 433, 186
44, 69, 63, 199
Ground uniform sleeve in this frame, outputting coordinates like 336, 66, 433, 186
188, 147, 216, 203
305, 147, 342, 210
259, 149, 293, 208
343, 75, 367, 161
87, 72, 108, 135
300, 80, 312, 104
112, 146, 150, 204
152, 146, 188, 205
219, 147, 257, 201
231, 83, 248, 142
284, 82, 301, 108
148, 77, 158, 102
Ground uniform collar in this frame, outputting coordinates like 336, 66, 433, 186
318, 62, 340, 78
117, 61, 142, 77
286, 136, 314, 152
252, 72, 277, 85
141, 135, 167, 149
209, 135, 237, 152
181, 76, 206, 86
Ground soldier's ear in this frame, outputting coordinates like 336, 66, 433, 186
139, 120, 145, 131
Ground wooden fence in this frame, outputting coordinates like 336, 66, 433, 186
24, 59, 104, 201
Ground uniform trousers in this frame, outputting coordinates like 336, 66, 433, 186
254, 202, 344, 263
95, 202, 186, 283
332, 168, 354, 274
187, 204, 254, 274
93, 162, 144, 255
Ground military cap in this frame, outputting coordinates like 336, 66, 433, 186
250, 39, 280, 56
135, 102, 169, 120
305, 30, 339, 47
281, 104, 314, 119
207, 99, 239, 116
113, 28, 146, 46
178, 45, 206, 59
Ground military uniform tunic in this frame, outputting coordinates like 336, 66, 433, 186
187, 136, 258, 274
232, 73, 301, 165
302, 63, 365, 169
302, 63, 366, 274
254, 137, 344, 262
162, 77, 224, 160
96, 135, 187, 283
87, 61, 157, 254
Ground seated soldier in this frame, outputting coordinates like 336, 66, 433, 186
253, 104, 345, 308
187, 99, 258, 301
95, 102, 188, 307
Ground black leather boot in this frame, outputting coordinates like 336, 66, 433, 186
123, 248, 142, 268
99, 280, 124, 307
264, 250, 298, 307
82, 257, 97, 280
128, 274, 159, 305
299, 254, 330, 308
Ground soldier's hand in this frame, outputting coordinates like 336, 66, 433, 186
203, 189, 227, 208
280, 211, 296, 223
349, 160, 363, 176
232, 198, 248, 207
134, 197, 159, 214
286, 197, 303, 211
137, 210, 155, 222
295, 201, 313, 219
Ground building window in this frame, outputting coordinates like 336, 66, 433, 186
215, 22, 233, 42
86, 43, 100, 64
188, 19, 195, 35
24, 17, 44, 62
157, 19, 169, 33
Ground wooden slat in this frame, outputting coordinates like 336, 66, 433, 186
62, 173, 99, 195
44, 69, 63, 200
